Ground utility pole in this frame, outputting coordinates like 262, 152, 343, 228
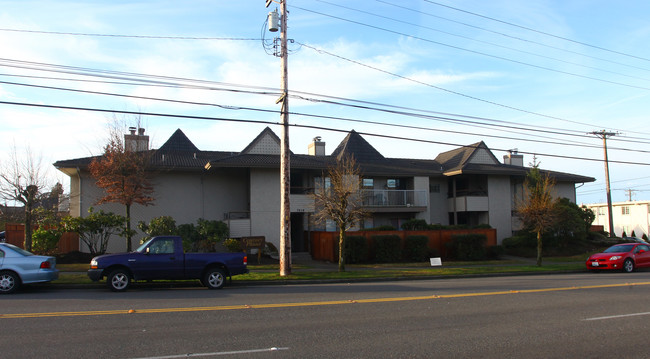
591, 130, 617, 237
267, 0, 291, 275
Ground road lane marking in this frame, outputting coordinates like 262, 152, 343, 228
585, 311, 650, 321
3, 281, 650, 319
129, 347, 289, 358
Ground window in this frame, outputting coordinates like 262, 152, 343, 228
430, 184, 440, 193
362, 178, 374, 188
387, 179, 399, 188
622, 206, 630, 215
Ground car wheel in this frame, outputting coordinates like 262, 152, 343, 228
0, 271, 20, 294
203, 268, 226, 290
107, 269, 130, 292
623, 259, 635, 273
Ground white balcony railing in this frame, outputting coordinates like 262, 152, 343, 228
362, 190, 427, 208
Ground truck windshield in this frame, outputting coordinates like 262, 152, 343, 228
135, 238, 155, 253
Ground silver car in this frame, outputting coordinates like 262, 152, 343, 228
0, 243, 59, 294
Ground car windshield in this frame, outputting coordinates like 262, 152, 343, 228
135, 238, 155, 253
2, 243, 34, 256
604, 244, 635, 253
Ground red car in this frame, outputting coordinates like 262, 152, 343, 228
586, 243, 650, 272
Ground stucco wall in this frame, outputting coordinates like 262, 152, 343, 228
488, 176, 513, 244
75, 168, 249, 253
250, 168, 281, 248
428, 177, 449, 225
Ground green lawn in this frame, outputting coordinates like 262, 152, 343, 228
55, 258, 586, 286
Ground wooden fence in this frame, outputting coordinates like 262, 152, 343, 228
2, 223, 79, 253
310, 228, 497, 262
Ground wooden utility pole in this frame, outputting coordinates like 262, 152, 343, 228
278, 0, 291, 276
591, 130, 617, 237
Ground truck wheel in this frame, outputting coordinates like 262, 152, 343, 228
0, 271, 20, 294
203, 268, 226, 290
107, 269, 130, 292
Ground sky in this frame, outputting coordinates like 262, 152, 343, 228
1, 0, 650, 205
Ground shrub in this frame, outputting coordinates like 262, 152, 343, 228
223, 238, 242, 252
373, 235, 401, 263
61, 208, 125, 256
344, 235, 369, 264
31, 228, 61, 255
401, 219, 429, 231
446, 234, 487, 261
138, 216, 177, 242
403, 235, 429, 262
360, 225, 396, 231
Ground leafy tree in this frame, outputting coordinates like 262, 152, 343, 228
312, 155, 367, 272
138, 216, 177, 242
62, 208, 125, 255
550, 198, 587, 247
89, 126, 154, 251
31, 208, 63, 255
516, 166, 557, 266
580, 205, 595, 236
0, 144, 50, 251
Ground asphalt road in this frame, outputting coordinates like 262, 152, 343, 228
3, 271, 650, 358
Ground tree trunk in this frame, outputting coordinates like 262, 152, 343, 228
338, 227, 345, 272
125, 204, 132, 252
24, 203, 33, 252
536, 230, 543, 267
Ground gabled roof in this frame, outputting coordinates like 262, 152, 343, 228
330, 130, 385, 162
158, 129, 199, 153
54, 126, 594, 183
240, 126, 292, 155
435, 141, 500, 172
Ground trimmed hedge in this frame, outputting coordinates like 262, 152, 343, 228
373, 234, 402, 263
446, 233, 487, 261
403, 235, 429, 262
344, 235, 369, 264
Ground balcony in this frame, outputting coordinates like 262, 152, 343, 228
362, 190, 427, 212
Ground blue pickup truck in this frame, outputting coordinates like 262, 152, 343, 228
88, 236, 248, 291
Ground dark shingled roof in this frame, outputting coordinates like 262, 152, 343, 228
158, 129, 199, 153
330, 130, 385, 163
54, 127, 595, 183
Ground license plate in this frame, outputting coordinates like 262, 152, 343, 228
591, 262, 599, 267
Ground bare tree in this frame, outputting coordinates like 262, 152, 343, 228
312, 156, 367, 272
89, 120, 154, 251
516, 166, 557, 266
0, 144, 50, 251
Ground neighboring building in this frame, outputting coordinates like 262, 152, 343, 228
584, 201, 650, 238
54, 127, 595, 253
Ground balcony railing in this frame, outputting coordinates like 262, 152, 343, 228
362, 190, 427, 208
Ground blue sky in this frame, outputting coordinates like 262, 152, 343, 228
1, 0, 650, 205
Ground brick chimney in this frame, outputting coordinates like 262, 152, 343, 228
308, 136, 325, 156
503, 149, 523, 166
124, 127, 149, 152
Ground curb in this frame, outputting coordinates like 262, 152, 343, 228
49, 269, 587, 290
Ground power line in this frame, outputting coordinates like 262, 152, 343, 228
313, 0, 650, 84
2, 99, 650, 166
8, 73, 650, 152
290, 5, 650, 93
376, 0, 650, 74
4, 64, 650, 148
0, 27, 260, 41
422, 0, 650, 64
